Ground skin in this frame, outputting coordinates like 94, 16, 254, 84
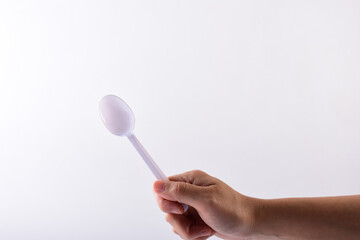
153, 170, 360, 240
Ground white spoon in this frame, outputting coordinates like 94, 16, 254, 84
99, 95, 188, 212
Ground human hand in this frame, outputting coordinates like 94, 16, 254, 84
154, 170, 360, 240
153, 170, 259, 240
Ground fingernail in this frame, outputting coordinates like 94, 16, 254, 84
199, 229, 211, 237
154, 181, 166, 193
170, 208, 182, 214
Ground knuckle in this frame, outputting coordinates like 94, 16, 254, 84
165, 214, 172, 223
190, 169, 205, 176
181, 233, 189, 240
158, 198, 167, 211
172, 183, 187, 198
183, 225, 192, 240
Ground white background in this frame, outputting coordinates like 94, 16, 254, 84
0, 1, 359, 239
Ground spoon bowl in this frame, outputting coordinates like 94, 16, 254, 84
99, 94, 189, 212
99, 95, 135, 136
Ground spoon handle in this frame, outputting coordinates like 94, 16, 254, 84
127, 134, 167, 180
127, 134, 188, 212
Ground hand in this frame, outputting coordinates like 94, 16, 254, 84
153, 170, 360, 240
153, 170, 259, 240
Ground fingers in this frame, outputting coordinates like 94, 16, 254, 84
166, 213, 213, 240
153, 170, 218, 210
168, 170, 217, 186
155, 194, 185, 214
154, 179, 209, 208
153, 170, 218, 238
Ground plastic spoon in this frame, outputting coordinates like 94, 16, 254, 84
99, 95, 188, 212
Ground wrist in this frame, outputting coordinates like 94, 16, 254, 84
241, 197, 280, 240
234, 195, 265, 238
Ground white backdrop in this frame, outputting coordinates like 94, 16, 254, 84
0, 1, 359, 239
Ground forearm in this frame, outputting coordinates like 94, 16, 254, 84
252, 195, 360, 240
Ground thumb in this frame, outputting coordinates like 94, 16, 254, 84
154, 180, 206, 208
